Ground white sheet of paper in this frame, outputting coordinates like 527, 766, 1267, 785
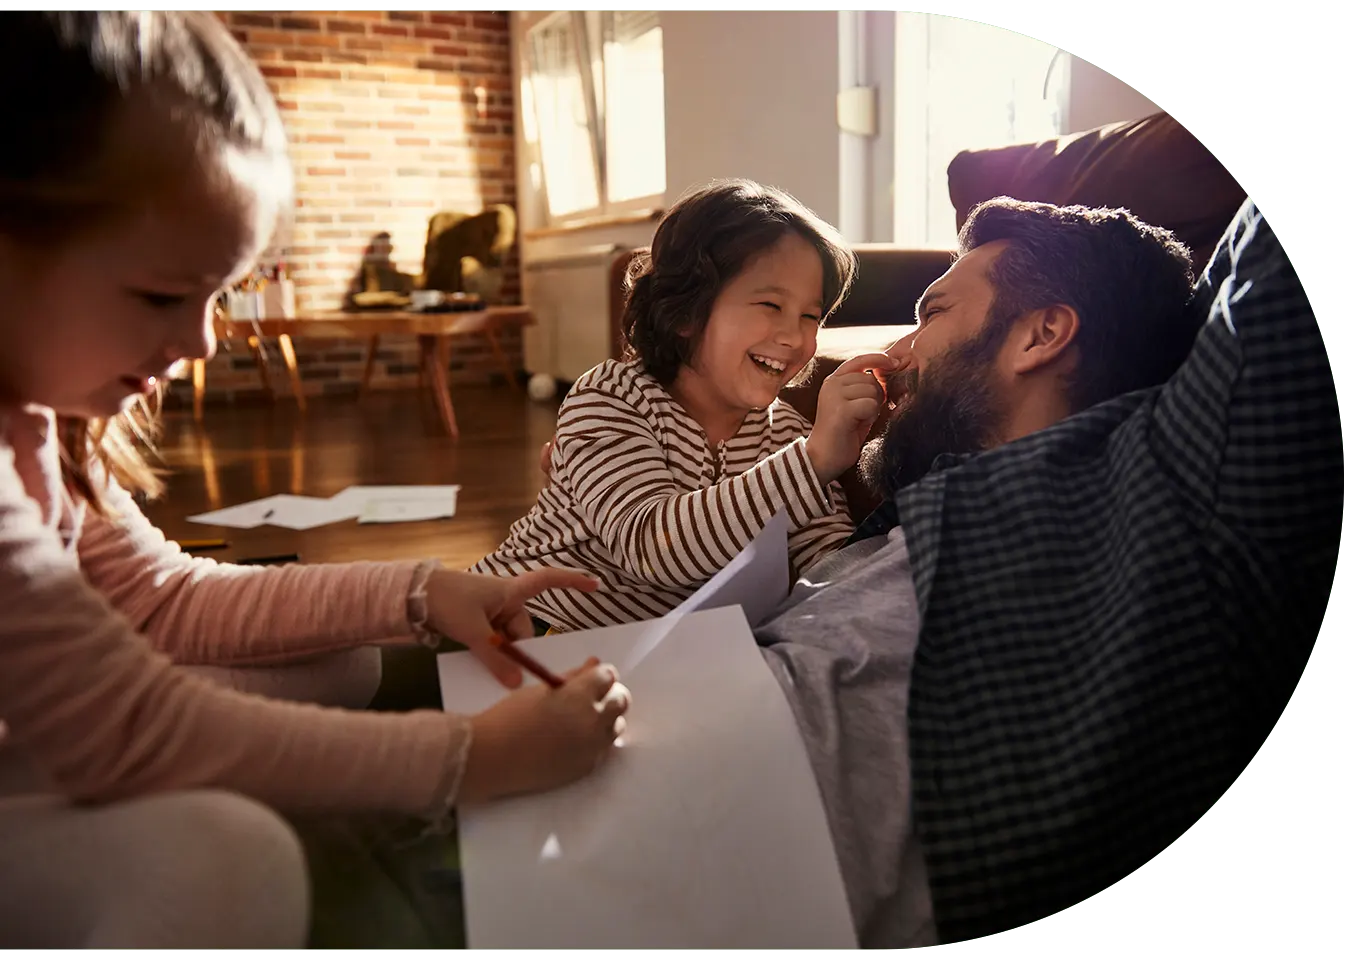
672, 507, 789, 626
262, 494, 359, 530
186, 500, 271, 529
186, 494, 350, 530
189, 486, 460, 529
609, 508, 791, 674
437, 605, 856, 949
329, 484, 459, 511
357, 496, 455, 524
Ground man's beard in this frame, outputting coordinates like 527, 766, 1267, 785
860, 325, 1008, 499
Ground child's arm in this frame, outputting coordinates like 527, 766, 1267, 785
773, 398, 858, 576
2, 449, 626, 813
79, 475, 431, 665
0, 444, 447, 812
788, 478, 857, 575
558, 382, 842, 589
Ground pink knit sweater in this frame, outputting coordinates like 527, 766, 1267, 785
0, 403, 469, 817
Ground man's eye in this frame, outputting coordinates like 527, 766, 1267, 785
135, 291, 188, 309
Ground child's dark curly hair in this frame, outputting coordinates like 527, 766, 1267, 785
622, 179, 857, 385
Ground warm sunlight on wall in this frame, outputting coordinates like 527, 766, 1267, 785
895, 12, 1066, 247
219, 11, 517, 312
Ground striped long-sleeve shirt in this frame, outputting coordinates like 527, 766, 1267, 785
473, 359, 856, 631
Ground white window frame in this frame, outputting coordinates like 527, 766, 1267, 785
518, 10, 667, 228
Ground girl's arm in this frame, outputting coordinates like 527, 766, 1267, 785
557, 382, 841, 589
2, 447, 627, 814
788, 478, 856, 575
0, 447, 462, 816
79, 476, 431, 666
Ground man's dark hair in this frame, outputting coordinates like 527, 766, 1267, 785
959, 197, 1198, 411
622, 179, 856, 385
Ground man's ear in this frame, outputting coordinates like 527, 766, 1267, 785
1007, 304, 1080, 375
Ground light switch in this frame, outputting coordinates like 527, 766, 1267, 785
837, 86, 878, 137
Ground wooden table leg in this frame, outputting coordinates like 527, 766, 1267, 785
359, 334, 379, 395
247, 335, 275, 401
276, 333, 307, 412
436, 333, 452, 384
418, 333, 459, 440
192, 358, 206, 423
484, 324, 522, 392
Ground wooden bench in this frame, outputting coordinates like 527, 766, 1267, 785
194, 306, 534, 440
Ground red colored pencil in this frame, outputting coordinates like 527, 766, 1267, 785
490, 634, 564, 688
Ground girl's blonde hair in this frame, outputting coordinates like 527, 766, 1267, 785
0, 12, 292, 511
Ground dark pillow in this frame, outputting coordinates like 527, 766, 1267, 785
947, 113, 1246, 272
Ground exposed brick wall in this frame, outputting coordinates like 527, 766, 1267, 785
182, 11, 521, 405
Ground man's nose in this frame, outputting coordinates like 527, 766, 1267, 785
885, 332, 914, 366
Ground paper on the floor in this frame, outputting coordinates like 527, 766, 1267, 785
186, 494, 351, 531
336, 485, 459, 524
355, 496, 453, 523
187, 485, 460, 529
436, 604, 856, 949
327, 484, 459, 515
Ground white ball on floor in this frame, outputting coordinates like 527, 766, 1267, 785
527, 373, 558, 403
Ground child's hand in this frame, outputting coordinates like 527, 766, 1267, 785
460, 658, 630, 804
425, 567, 601, 687
806, 353, 897, 485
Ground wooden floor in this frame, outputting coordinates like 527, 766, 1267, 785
147, 385, 558, 570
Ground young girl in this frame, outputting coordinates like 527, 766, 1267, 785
0, 13, 627, 948
473, 180, 894, 634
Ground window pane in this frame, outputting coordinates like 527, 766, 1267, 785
527, 15, 600, 217
603, 15, 666, 203
895, 13, 1065, 247
923, 17, 1060, 246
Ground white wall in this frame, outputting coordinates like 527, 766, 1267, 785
1060, 52, 1158, 132
839, 9, 897, 243
660, 11, 840, 219
1066, 45, 1360, 131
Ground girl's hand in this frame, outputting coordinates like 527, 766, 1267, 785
424, 567, 600, 688
806, 353, 897, 485
460, 658, 630, 804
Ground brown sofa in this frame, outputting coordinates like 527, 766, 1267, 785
605, 111, 1247, 520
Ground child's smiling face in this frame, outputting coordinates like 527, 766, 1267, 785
678, 231, 825, 419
